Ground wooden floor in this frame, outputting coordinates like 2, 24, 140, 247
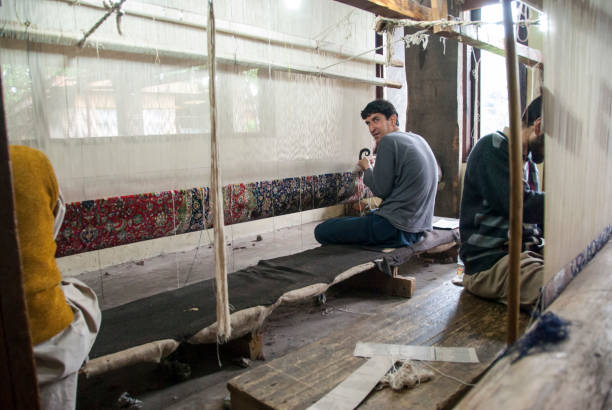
228, 267, 529, 409
76, 223, 459, 409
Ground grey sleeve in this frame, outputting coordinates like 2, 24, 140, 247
363, 139, 395, 199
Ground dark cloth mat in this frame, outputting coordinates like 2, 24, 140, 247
91, 245, 382, 358
90, 229, 458, 358
378, 228, 460, 275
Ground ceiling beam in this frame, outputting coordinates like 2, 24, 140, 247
335, 0, 542, 66
334, 0, 434, 20
336, 0, 543, 18
461, 0, 543, 12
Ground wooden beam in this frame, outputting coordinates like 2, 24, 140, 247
461, 0, 543, 12
207, 0, 231, 342
430, 0, 449, 33
334, 0, 433, 20
334, 0, 541, 66
335, 0, 543, 17
224, 330, 264, 361
437, 24, 542, 67
337, 1, 541, 66
0, 73, 41, 409
502, 0, 523, 345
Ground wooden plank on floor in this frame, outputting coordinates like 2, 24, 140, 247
228, 275, 528, 409
455, 242, 612, 410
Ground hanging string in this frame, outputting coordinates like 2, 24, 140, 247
385, 27, 395, 66
471, 51, 481, 145
417, 360, 476, 387
515, 4, 530, 44
171, 190, 180, 289
182, 188, 214, 287
319, 42, 387, 72
440, 36, 447, 55
312, 10, 356, 43
96, 248, 105, 304
230, 186, 236, 273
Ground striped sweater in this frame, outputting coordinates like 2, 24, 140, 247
459, 132, 544, 275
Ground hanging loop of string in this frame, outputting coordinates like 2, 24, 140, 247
515, 4, 530, 44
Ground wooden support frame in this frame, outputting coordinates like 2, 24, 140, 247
430, 0, 449, 33
337, 0, 544, 14
441, 24, 542, 67
502, 0, 523, 345
224, 330, 265, 361
461, 0, 543, 12
335, 0, 434, 20
335, 0, 542, 67
343, 267, 415, 298
0, 75, 41, 409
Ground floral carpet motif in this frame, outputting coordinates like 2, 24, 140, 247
56, 172, 370, 257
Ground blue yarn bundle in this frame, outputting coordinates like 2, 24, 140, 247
512, 312, 571, 363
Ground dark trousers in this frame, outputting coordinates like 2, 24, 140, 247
314, 212, 422, 247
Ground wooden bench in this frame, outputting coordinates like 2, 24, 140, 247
82, 228, 459, 378
228, 270, 528, 409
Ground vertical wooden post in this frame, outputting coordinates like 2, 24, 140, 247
430, 0, 449, 33
0, 76, 41, 407
207, 0, 231, 342
502, 0, 523, 345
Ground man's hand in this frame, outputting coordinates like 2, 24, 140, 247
357, 157, 370, 171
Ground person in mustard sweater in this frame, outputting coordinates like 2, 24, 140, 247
10, 145, 101, 410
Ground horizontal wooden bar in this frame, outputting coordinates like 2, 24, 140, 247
335, 0, 433, 20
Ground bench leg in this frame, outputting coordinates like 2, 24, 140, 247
225, 329, 265, 361
344, 268, 415, 298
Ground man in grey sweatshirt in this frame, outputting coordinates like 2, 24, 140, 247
314, 100, 438, 247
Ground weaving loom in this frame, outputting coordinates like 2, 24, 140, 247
82, 226, 459, 376
0, 0, 395, 359
540, 0, 612, 302
2, 0, 611, 408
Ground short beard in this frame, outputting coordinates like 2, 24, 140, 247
529, 133, 545, 164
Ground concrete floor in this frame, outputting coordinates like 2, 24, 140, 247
76, 221, 458, 409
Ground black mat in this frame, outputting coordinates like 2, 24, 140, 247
90, 229, 458, 358
91, 245, 382, 358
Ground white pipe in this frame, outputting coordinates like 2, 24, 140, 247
55, 0, 404, 67
0, 23, 402, 89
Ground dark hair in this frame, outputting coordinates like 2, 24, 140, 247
522, 96, 542, 127
361, 99, 398, 121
